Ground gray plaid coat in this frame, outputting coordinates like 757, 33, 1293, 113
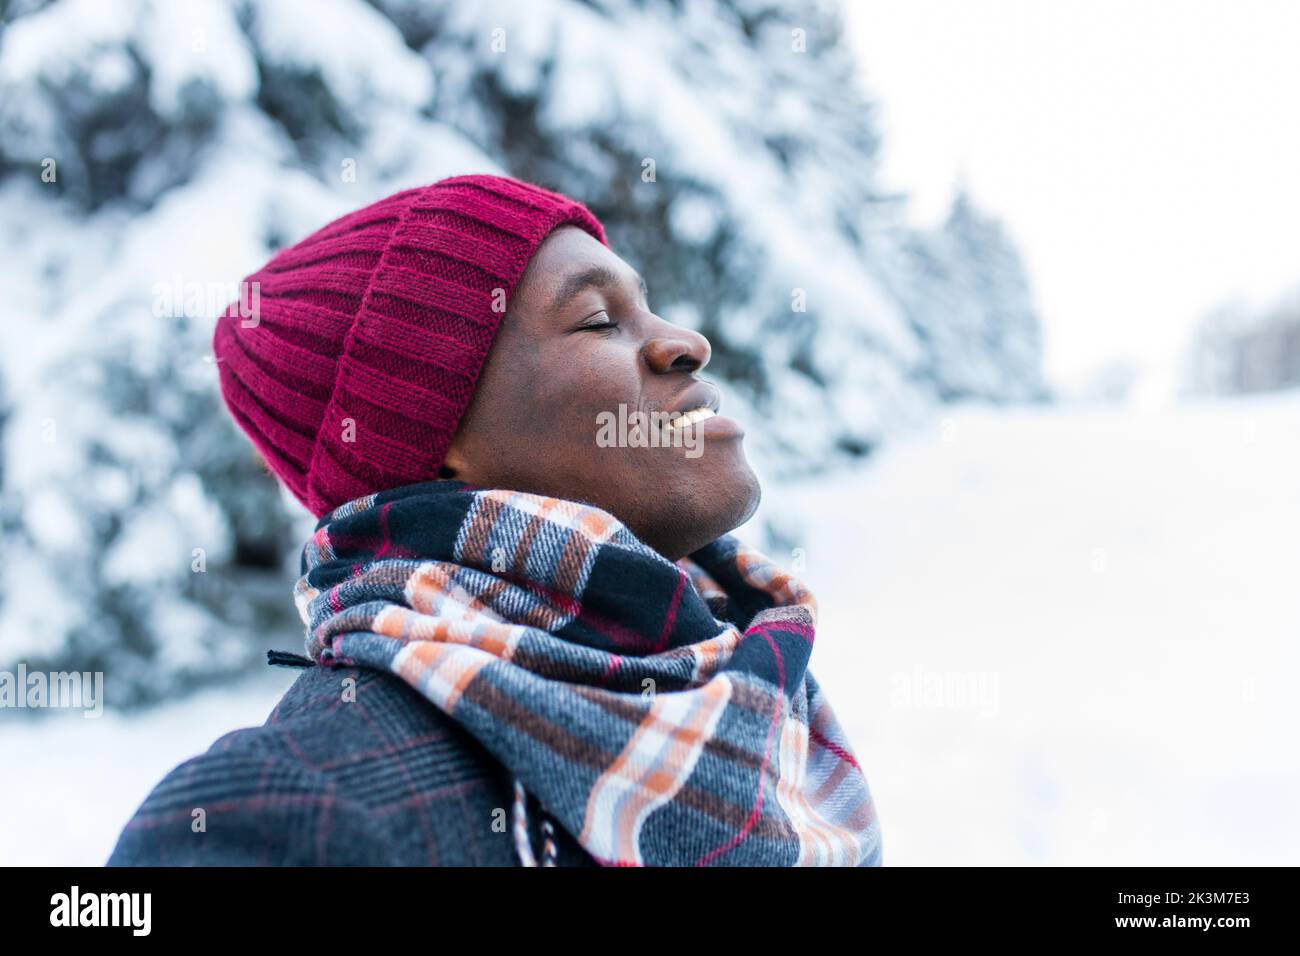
107, 662, 598, 866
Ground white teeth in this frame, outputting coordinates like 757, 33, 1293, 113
664, 407, 716, 429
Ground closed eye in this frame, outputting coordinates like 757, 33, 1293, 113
572, 312, 619, 334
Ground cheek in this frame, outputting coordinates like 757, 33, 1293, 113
534, 344, 642, 431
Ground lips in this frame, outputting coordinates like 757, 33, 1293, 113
664, 407, 717, 429
658, 382, 721, 431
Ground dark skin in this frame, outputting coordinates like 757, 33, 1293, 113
442, 225, 761, 561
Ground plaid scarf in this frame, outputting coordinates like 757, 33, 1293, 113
294, 480, 882, 867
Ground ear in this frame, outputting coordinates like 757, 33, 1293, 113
439, 431, 470, 480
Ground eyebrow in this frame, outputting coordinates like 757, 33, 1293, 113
549, 265, 649, 314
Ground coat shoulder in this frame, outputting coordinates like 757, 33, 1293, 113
106, 734, 399, 865
108, 664, 528, 866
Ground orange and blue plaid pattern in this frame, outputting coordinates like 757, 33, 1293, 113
295, 480, 881, 866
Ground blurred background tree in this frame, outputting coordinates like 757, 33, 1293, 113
0, 0, 1044, 708
1186, 288, 1300, 396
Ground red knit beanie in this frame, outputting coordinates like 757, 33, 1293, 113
212, 174, 608, 517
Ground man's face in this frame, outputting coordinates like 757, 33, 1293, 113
442, 225, 761, 560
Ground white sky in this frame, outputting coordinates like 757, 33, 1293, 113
844, 0, 1300, 387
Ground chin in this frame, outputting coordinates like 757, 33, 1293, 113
706, 435, 761, 509
608, 449, 763, 559
720, 459, 763, 533
670, 460, 762, 558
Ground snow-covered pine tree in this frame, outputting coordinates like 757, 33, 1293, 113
1184, 286, 1300, 396
0, 0, 1044, 708
880, 187, 1047, 404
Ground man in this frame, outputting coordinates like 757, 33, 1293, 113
108, 174, 881, 866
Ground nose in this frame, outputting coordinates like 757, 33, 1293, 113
642, 317, 711, 375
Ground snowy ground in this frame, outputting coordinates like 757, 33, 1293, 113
1, 668, 297, 866
786, 390, 1300, 865
3, 392, 1297, 866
